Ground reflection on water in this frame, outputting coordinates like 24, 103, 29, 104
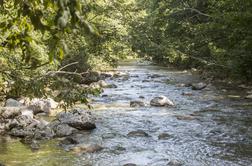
0, 60, 252, 166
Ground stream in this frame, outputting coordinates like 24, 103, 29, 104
0, 61, 252, 166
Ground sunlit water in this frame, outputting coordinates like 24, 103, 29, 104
0, 61, 252, 166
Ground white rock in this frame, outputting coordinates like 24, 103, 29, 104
150, 96, 174, 107
21, 110, 34, 119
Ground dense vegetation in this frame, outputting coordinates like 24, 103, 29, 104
131, 0, 252, 80
1, 0, 252, 106
0, 0, 137, 106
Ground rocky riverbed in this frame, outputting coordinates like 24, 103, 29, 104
0, 61, 252, 166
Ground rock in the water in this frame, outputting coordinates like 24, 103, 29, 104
98, 80, 109, 88
114, 72, 128, 78
5, 98, 23, 107
245, 94, 252, 99
127, 130, 149, 137
30, 140, 40, 151
81, 71, 101, 84
175, 115, 196, 121
123, 164, 137, 166
101, 94, 109, 97
57, 109, 96, 130
191, 82, 207, 90
139, 96, 145, 99
100, 72, 113, 78
60, 134, 83, 145
70, 144, 103, 153
148, 74, 163, 78
181, 92, 193, 96
106, 84, 117, 88
1, 107, 21, 119
158, 133, 171, 140
130, 101, 145, 107
150, 96, 174, 107
53, 124, 77, 137
167, 159, 183, 166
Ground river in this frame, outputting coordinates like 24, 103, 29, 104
0, 61, 252, 166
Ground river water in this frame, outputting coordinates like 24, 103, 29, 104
0, 61, 252, 166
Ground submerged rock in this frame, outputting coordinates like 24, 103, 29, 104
158, 133, 171, 140
150, 96, 174, 107
175, 115, 196, 121
30, 140, 40, 151
53, 123, 77, 137
130, 100, 145, 107
191, 82, 207, 90
127, 130, 149, 137
70, 144, 103, 154
181, 92, 193, 96
123, 164, 137, 166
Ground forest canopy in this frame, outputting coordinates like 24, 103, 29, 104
1, 0, 252, 106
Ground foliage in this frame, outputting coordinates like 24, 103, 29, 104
0, 0, 136, 106
131, 0, 252, 80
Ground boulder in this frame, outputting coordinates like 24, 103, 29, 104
15, 115, 36, 128
130, 101, 145, 107
5, 98, 23, 107
100, 72, 113, 78
53, 123, 77, 137
28, 99, 50, 114
150, 96, 174, 107
34, 126, 55, 139
57, 109, 96, 130
191, 82, 207, 90
0, 107, 21, 119
9, 128, 34, 138
81, 71, 101, 84
21, 110, 34, 119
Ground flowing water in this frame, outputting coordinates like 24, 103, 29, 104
0, 61, 252, 166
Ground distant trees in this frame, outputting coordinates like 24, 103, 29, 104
131, 0, 252, 80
